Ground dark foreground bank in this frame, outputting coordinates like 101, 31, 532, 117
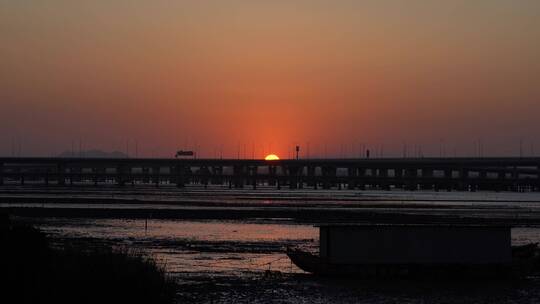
0, 213, 177, 304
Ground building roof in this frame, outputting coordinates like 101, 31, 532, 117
315, 223, 511, 228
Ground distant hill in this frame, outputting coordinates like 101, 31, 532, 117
57, 149, 128, 158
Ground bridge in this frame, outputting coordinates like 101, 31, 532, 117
0, 157, 539, 192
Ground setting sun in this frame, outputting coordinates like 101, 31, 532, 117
264, 154, 280, 161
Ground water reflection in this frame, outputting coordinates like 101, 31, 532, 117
38, 218, 318, 274
35, 218, 540, 276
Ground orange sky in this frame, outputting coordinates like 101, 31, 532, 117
1, 1, 540, 158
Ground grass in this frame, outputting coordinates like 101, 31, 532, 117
0, 213, 177, 304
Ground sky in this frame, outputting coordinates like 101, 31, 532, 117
1, 0, 539, 158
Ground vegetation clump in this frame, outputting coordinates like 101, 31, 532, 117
0, 213, 177, 304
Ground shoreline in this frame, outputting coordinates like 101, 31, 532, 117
5, 205, 540, 227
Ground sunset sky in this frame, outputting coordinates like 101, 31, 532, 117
1, 1, 539, 158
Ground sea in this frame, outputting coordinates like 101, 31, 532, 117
5, 187, 540, 303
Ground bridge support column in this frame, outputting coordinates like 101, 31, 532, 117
204, 167, 210, 188
175, 165, 184, 188
347, 167, 357, 190
152, 166, 160, 187
0, 162, 3, 186
233, 165, 244, 188
92, 167, 99, 186
443, 169, 452, 191
211, 166, 223, 185
495, 170, 506, 192
247, 166, 258, 190
537, 165, 540, 192
307, 166, 316, 189
57, 164, 65, 186
268, 166, 277, 186
141, 167, 150, 184
421, 169, 433, 190
511, 167, 519, 191
377, 168, 389, 190
458, 169, 469, 191
249, 166, 258, 190
357, 168, 366, 190
116, 164, 125, 186
393, 168, 402, 190
478, 171, 487, 191
322, 166, 336, 190
288, 166, 301, 189
405, 168, 417, 191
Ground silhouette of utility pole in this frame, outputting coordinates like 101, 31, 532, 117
296, 145, 300, 160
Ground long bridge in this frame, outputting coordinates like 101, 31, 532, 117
0, 157, 539, 192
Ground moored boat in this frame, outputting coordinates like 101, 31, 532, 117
287, 224, 540, 278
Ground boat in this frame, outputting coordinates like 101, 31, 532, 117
287, 244, 540, 278
287, 223, 540, 279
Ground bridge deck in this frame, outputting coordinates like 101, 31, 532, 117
1, 157, 539, 191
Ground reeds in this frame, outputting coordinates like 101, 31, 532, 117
0, 213, 177, 304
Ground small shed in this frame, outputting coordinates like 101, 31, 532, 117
318, 224, 511, 265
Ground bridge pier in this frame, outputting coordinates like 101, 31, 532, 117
211, 166, 223, 185
233, 165, 244, 188
537, 165, 540, 191
199, 166, 210, 188
478, 170, 487, 191
288, 166, 301, 189
347, 167, 357, 190
376, 168, 388, 190
57, 164, 65, 186
322, 166, 336, 189
0, 162, 3, 186
174, 165, 184, 188
152, 166, 160, 187
141, 167, 150, 184
458, 169, 469, 191
393, 168, 403, 190
420, 169, 433, 190
249, 166, 258, 190
357, 168, 366, 190
307, 166, 316, 188
405, 168, 417, 190
116, 164, 126, 186
68, 167, 73, 186
495, 170, 505, 192
268, 166, 277, 186
92, 167, 98, 186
